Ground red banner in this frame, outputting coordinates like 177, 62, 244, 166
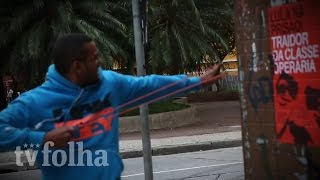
269, 1, 320, 146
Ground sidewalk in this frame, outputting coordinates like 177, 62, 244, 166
0, 101, 242, 173
120, 101, 242, 158
121, 131, 241, 159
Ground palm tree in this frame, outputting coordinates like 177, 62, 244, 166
147, 0, 234, 74
0, 0, 235, 89
0, 0, 128, 88
105, 0, 136, 75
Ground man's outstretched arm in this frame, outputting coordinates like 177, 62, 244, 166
111, 63, 225, 110
199, 64, 226, 87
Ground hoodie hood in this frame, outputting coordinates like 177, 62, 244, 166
45, 64, 104, 92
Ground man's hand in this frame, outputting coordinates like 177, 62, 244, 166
44, 126, 75, 148
200, 63, 227, 87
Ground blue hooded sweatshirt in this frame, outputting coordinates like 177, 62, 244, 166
0, 65, 201, 180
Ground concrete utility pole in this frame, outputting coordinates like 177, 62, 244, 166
131, 0, 153, 179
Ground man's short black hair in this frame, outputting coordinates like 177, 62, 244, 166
52, 33, 93, 74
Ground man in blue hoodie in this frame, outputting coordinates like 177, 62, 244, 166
0, 33, 225, 180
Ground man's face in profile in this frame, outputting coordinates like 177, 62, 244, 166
78, 41, 101, 86
276, 72, 298, 107
277, 79, 294, 106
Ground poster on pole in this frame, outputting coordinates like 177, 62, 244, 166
268, 0, 320, 146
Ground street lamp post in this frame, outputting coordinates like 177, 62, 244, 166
131, 0, 153, 179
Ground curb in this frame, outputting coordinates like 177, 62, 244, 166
120, 139, 242, 159
0, 139, 242, 174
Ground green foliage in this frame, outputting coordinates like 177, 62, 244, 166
0, 0, 128, 87
147, 0, 234, 74
0, 0, 235, 87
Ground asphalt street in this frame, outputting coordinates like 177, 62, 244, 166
0, 147, 244, 180
122, 146, 244, 180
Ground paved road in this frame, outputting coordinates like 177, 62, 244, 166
0, 147, 244, 180
122, 146, 244, 180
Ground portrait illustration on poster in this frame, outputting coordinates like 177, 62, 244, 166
268, 0, 320, 146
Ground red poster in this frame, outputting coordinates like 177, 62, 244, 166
269, 1, 320, 146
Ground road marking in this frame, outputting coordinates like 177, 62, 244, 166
121, 161, 243, 178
